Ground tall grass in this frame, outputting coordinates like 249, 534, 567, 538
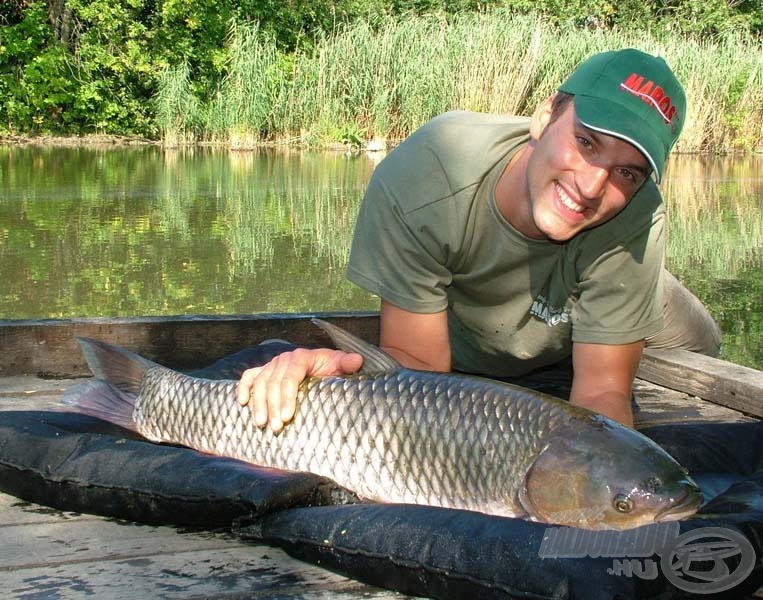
157, 11, 763, 152
155, 63, 200, 147
205, 22, 282, 149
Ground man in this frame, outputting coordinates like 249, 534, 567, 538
236, 48, 721, 431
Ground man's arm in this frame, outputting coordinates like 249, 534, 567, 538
570, 340, 645, 427
379, 301, 450, 371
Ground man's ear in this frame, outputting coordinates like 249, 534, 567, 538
529, 95, 556, 140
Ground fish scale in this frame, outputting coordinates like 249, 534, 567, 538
132, 365, 553, 515
61, 322, 703, 529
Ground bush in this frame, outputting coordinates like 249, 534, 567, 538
1, 0, 762, 138
0, 2, 71, 133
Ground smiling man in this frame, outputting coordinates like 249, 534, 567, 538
237, 49, 721, 430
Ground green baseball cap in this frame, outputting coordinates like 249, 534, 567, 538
558, 48, 685, 183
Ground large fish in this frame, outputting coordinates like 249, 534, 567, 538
60, 319, 702, 530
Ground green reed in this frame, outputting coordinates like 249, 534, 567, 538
203, 22, 282, 148
157, 11, 763, 152
155, 63, 200, 147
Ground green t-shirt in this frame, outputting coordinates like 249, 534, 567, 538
347, 111, 666, 376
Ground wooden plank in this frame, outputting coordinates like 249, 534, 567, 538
0, 493, 412, 599
0, 376, 73, 397
632, 379, 758, 427
1, 517, 240, 570
0, 493, 100, 527
4, 548, 397, 599
0, 312, 380, 378
638, 348, 763, 418
0, 375, 80, 410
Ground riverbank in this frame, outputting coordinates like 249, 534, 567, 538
153, 14, 763, 153
5, 8, 763, 156
0, 134, 158, 147
0, 134, 395, 154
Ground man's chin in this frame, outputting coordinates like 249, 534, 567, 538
537, 224, 580, 243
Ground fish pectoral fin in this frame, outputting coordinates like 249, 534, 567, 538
517, 484, 542, 522
312, 318, 401, 374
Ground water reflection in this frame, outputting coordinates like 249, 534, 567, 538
0, 146, 379, 318
662, 155, 763, 369
0, 146, 761, 369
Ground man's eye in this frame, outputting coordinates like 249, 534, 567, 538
576, 136, 592, 148
617, 168, 636, 182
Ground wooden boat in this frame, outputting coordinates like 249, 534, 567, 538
1, 312, 761, 599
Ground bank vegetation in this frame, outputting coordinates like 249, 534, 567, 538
3, 1, 763, 152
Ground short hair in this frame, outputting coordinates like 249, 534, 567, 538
548, 92, 574, 124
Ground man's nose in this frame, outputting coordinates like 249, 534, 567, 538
577, 162, 609, 199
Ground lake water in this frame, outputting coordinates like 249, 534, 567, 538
1, 145, 761, 369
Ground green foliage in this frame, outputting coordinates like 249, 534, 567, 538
660, 0, 749, 36
0, 1, 28, 26
204, 22, 283, 145
0, 2, 68, 133
155, 62, 200, 145
62, 0, 157, 134
739, 0, 763, 32
162, 11, 763, 152
0, 0, 157, 134
2, 0, 763, 138
232, 0, 388, 51
152, 0, 234, 96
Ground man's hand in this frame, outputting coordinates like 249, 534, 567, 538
236, 348, 363, 433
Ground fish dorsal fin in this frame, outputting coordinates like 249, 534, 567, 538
311, 318, 401, 374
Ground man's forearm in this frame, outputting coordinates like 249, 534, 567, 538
570, 390, 634, 428
570, 340, 644, 428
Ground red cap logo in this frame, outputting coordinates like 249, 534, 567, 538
620, 73, 680, 128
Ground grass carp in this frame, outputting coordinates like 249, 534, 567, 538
60, 319, 702, 530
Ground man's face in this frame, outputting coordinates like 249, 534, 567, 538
522, 100, 651, 242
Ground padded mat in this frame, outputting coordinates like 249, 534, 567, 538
0, 410, 358, 528
0, 341, 761, 599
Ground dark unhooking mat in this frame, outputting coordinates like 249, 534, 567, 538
1, 344, 761, 599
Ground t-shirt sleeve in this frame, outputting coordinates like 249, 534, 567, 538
347, 110, 530, 316
346, 169, 453, 313
570, 208, 666, 345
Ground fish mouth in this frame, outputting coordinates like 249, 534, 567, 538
655, 488, 704, 522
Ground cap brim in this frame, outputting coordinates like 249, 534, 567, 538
572, 95, 665, 183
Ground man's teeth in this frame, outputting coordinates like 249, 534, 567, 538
557, 184, 585, 213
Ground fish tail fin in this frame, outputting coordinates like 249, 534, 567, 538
76, 337, 158, 395
59, 379, 139, 432
57, 338, 161, 431
311, 318, 401, 373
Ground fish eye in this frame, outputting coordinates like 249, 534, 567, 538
614, 493, 634, 513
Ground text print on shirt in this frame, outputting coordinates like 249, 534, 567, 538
531, 294, 572, 327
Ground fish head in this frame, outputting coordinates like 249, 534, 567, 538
518, 416, 703, 530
